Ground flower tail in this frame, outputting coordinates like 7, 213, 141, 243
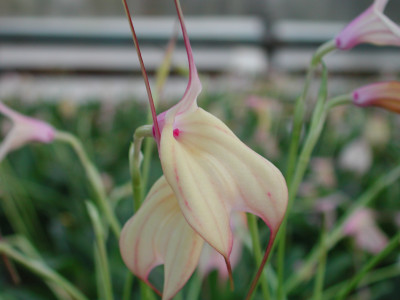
245, 231, 277, 300
224, 257, 235, 290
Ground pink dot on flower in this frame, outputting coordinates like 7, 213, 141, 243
173, 128, 180, 138
353, 91, 359, 100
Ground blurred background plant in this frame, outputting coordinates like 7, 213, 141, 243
1, 0, 400, 299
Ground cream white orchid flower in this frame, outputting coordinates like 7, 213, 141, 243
0, 102, 55, 162
119, 0, 288, 299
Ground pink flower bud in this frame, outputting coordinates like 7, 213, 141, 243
352, 81, 400, 113
335, 0, 400, 50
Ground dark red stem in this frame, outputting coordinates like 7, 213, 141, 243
173, 0, 197, 85
224, 256, 235, 290
245, 232, 277, 300
122, 0, 160, 141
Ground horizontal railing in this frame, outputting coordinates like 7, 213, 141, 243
1, 17, 399, 73
0, 17, 399, 102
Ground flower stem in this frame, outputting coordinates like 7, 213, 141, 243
286, 164, 400, 292
279, 43, 336, 299
247, 214, 271, 300
285, 40, 335, 187
278, 63, 330, 299
87, 202, 114, 300
0, 242, 89, 300
311, 40, 336, 67
128, 125, 155, 300
122, 272, 134, 300
336, 231, 400, 300
54, 131, 121, 238
121, 0, 160, 141
130, 125, 153, 211
312, 220, 327, 300
277, 92, 351, 298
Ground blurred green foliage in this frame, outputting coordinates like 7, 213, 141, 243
0, 90, 399, 299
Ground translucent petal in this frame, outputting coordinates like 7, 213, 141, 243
119, 176, 204, 300
160, 108, 288, 259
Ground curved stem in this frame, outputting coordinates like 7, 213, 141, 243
130, 125, 153, 211
311, 40, 336, 67
288, 94, 351, 213
285, 40, 335, 186
54, 131, 121, 238
326, 94, 352, 110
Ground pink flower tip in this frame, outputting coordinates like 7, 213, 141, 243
0, 102, 55, 161
352, 81, 400, 113
336, 0, 400, 50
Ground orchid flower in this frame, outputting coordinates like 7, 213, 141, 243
0, 102, 55, 162
335, 0, 400, 50
352, 81, 400, 114
119, 0, 288, 299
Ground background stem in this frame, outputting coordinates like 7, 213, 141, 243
55, 131, 121, 238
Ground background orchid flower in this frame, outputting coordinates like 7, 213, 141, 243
352, 81, 400, 113
343, 208, 388, 254
335, 0, 400, 50
0, 102, 55, 162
